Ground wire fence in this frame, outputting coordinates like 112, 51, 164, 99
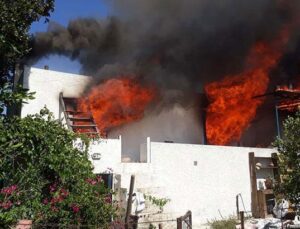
19, 223, 108, 229
15, 211, 191, 229
18, 221, 177, 229
131, 219, 177, 229
16, 218, 180, 229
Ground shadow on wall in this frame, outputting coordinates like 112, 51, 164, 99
109, 104, 203, 162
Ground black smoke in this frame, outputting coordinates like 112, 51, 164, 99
29, 0, 300, 91
26, 0, 300, 148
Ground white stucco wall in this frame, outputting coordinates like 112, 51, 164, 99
108, 105, 203, 161
21, 66, 91, 118
90, 137, 122, 174
22, 67, 204, 162
149, 143, 275, 225
22, 67, 277, 227
90, 138, 275, 227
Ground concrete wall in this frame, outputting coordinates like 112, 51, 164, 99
108, 105, 203, 161
21, 66, 91, 118
150, 143, 274, 225
21, 67, 204, 162
90, 138, 275, 226
22, 67, 276, 227
91, 137, 122, 174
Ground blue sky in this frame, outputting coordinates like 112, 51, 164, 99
31, 0, 110, 74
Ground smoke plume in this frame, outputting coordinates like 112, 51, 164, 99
29, 0, 300, 93
27, 0, 300, 150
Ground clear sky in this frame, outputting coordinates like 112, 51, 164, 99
30, 0, 110, 74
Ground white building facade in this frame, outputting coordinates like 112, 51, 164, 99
21, 67, 276, 227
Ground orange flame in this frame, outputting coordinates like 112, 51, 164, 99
205, 27, 290, 145
78, 78, 156, 134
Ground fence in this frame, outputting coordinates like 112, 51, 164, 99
176, 211, 192, 229
16, 211, 192, 229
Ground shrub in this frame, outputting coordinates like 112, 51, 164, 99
208, 217, 238, 229
0, 108, 116, 227
273, 112, 300, 205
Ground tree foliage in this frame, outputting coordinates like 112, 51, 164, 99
0, 0, 54, 113
0, 108, 115, 227
0, 0, 54, 71
273, 112, 300, 204
0, 83, 35, 114
0, 1, 118, 227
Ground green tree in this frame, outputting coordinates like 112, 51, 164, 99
0, 0, 55, 113
273, 112, 300, 205
0, 1, 118, 227
0, 108, 116, 227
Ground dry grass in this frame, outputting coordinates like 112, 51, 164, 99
208, 216, 238, 229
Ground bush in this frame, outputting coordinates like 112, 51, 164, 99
0, 108, 116, 227
208, 217, 238, 229
273, 112, 300, 205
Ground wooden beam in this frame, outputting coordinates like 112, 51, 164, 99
125, 175, 135, 229
236, 195, 240, 219
59, 92, 72, 131
240, 211, 244, 229
177, 217, 182, 229
249, 152, 259, 217
271, 153, 280, 182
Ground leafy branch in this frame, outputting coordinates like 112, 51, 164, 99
0, 83, 35, 114
144, 194, 170, 211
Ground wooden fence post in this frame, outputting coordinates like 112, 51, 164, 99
177, 217, 182, 229
177, 211, 192, 229
249, 152, 259, 217
240, 211, 244, 229
188, 211, 192, 229
236, 195, 240, 219
125, 175, 135, 229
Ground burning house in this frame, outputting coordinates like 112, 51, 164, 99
16, 0, 300, 227
17, 66, 277, 226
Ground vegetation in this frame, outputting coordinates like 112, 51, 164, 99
149, 223, 156, 229
0, 0, 55, 113
273, 112, 300, 205
144, 194, 170, 211
208, 217, 238, 229
0, 83, 35, 114
0, 1, 120, 227
0, 1, 119, 227
0, 108, 116, 227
